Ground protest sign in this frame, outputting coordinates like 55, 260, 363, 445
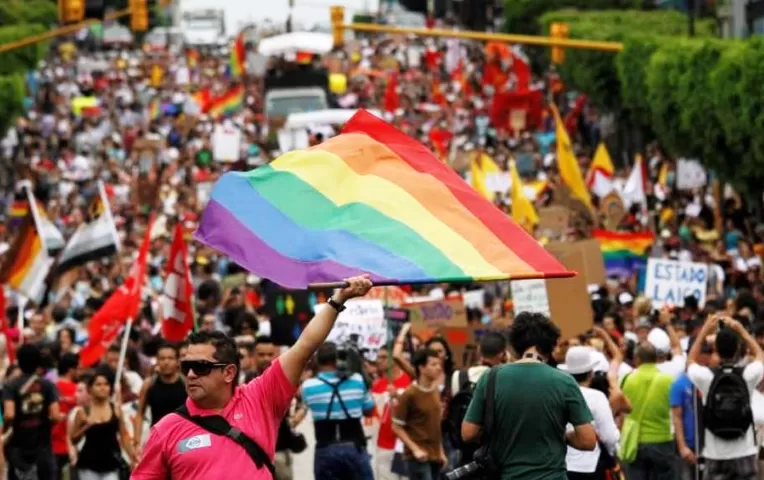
600, 192, 626, 230
510, 279, 550, 317
404, 298, 467, 329
645, 258, 708, 308
676, 158, 707, 191
319, 299, 387, 359
212, 124, 242, 162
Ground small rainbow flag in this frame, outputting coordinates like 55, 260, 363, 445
187, 48, 200, 69
148, 99, 161, 120
194, 110, 573, 288
207, 85, 244, 118
593, 229, 655, 279
229, 32, 246, 78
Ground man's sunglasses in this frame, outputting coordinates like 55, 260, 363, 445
180, 360, 229, 376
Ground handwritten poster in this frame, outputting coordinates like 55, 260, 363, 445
317, 299, 386, 359
645, 258, 708, 308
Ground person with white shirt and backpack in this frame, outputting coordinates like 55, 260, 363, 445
687, 315, 764, 480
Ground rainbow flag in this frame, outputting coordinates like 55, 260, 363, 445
148, 99, 161, 120
0, 192, 53, 299
229, 32, 246, 78
207, 85, 244, 118
593, 229, 655, 279
8, 199, 29, 227
187, 48, 200, 69
195, 110, 573, 288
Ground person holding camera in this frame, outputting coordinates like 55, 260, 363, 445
687, 315, 763, 480
460, 312, 596, 479
301, 341, 376, 480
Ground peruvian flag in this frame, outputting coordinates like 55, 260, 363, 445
79, 215, 154, 367
160, 223, 194, 342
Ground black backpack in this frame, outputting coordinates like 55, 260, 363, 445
703, 364, 753, 440
446, 370, 476, 447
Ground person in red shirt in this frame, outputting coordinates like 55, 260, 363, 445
53, 353, 79, 479
371, 345, 411, 480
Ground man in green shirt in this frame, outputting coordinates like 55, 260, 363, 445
621, 342, 676, 479
462, 312, 596, 479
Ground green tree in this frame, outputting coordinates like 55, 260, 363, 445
0, 3, 53, 135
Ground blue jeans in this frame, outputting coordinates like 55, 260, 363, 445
407, 461, 441, 480
314, 443, 374, 480
623, 441, 677, 480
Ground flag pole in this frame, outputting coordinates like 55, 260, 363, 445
16, 296, 27, 345
113, 317, 134, 403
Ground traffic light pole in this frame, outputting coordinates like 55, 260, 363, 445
330, 5, 623, 53
0, 8, 131, 54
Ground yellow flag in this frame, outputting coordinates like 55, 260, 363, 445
510, 160, 539, 233
470, 152, 500, 201
586, 143, 615, 184
550, 104, 592, 210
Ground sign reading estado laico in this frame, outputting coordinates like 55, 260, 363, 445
645, 258, 709, 308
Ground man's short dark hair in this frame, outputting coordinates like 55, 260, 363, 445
254, 336, 274, 348
412, 348, 440, 378
316, 342, 338, 367
635, 341, 658, 364
509, 312, 561, 358
187, 330, 240, 382
17, 344, 42, 375
716, 327, 742, 361
157, 342, 180, 358
479, 331, 507, 359
58, 352, 80, 376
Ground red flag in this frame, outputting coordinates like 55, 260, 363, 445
564, 94, 588, 135
79, 216, 154, 367
383, 73, 400, 114
160, 223, 194, 342
0, 286, 14, 365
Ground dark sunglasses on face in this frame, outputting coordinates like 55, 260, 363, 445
180, 360, 229, 376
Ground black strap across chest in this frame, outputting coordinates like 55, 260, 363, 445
174, 405, 275, 477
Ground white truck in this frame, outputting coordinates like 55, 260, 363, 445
180, 9, 226, 47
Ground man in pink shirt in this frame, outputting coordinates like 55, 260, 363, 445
132, 276, 373, 479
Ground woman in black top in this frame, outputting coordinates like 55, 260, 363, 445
70, 371, 135, 480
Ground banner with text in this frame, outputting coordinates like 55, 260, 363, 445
317, 299, 387, 359
645, 258, 708, 308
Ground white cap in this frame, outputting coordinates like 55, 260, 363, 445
558, 346, 598, 375
647, 328, 671, 355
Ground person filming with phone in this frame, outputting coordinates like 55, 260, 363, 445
687, 314, 764, 480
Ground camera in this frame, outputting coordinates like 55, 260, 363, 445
444, 445, 496, 480
336, 334, 372, 386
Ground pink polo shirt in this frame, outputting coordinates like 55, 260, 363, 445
132, 359, 296, 480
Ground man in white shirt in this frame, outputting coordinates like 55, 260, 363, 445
649, 308, 687, 379
559, 346, 620, 478
687, 315, 764, 480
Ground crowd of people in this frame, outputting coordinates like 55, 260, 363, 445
0, 12, 763, 480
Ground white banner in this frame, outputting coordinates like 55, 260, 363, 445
676, 158, 707, 191
510, 279, 550, 317
316, 299, 386, 359
645, 258, 708, 308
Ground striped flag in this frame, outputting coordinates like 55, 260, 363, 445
0, 189, 53, 300
53, 181, 120, 276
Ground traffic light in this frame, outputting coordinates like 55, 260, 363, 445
58, 0, 85, 23
330, 5, 345, 48
130, 0, 149, 32
550, 22, 569, 64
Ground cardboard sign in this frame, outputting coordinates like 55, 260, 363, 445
644, 258, 708, 308
404, 298, 467, 329
510, 251, 593, 340
132, 139, 161, 208
537, 206, 570, 238
600, 191, 626, 230
547, 250, 594, 340
546, 239, 607, 287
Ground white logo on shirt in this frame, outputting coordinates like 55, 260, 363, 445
178, 434, 212, 453
234, 413, 243, 420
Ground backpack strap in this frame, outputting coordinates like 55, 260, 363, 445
459, 369, 470, 393
316, 376, 351, 420
483, 366, 499, 439
174, 405, 275, 477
